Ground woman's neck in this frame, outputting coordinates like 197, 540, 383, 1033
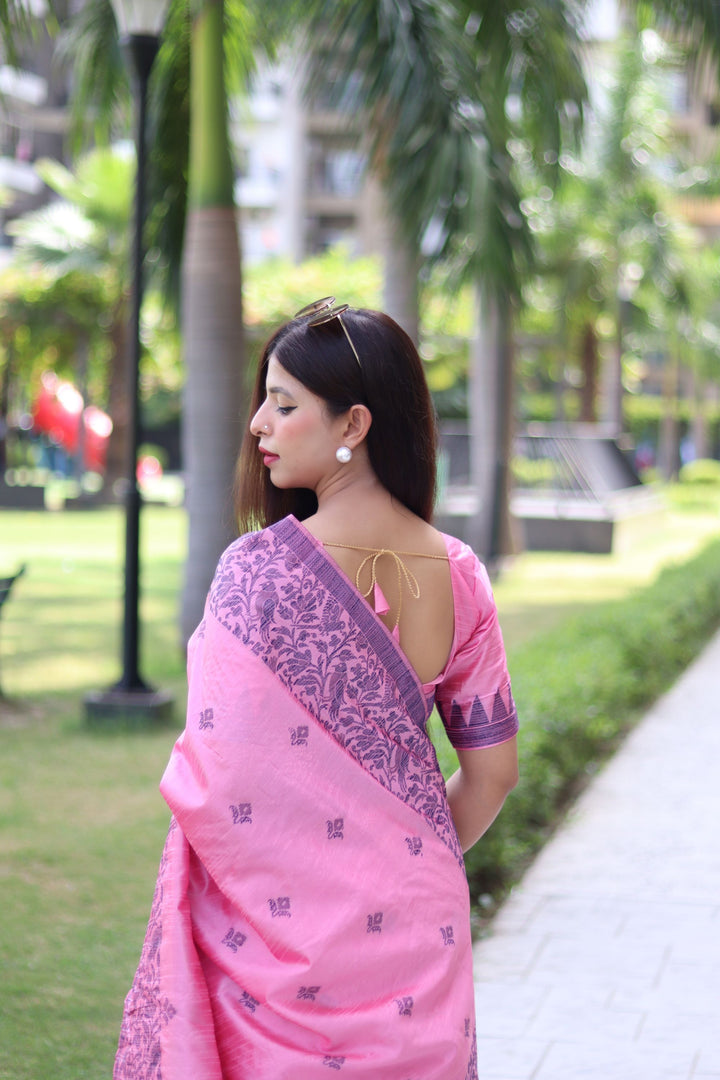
305, 472, 417, 542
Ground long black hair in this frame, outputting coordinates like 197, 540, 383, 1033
235, 308, 438, 533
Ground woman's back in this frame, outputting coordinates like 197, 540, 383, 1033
302, 508, 455, 686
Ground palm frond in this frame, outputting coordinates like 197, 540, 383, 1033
632, 0, 720, 47
6, 201, 106, 275
0, 0, 56, 63
224, 0, 266, 93
34, 148, 134, 229
145, 0, 191, 311
300, 0, 586, 298
53, 0, 129, 149
301, 1, 488, 231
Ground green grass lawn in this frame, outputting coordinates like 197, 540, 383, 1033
493, 484, 720, 647
0, 489, 719, 1079
1, 505, 188, 702
1, 507, 186, 1080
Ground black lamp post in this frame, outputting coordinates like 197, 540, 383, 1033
85, 0, 172, 725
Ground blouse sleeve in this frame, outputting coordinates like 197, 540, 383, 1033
435, 543, 518, 751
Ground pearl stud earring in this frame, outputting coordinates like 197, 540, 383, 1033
335, 446, 352, 464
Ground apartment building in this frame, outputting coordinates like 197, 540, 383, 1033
231, 57, 384, 264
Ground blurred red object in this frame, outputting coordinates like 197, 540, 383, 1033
137, 454, 162, 485
32, 372, 113, 472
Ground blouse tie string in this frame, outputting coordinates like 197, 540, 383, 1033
322, 542, 447, 635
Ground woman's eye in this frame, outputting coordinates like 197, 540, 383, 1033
277, 406, 296, 416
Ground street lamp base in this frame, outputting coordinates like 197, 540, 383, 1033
84, 686, 174, 728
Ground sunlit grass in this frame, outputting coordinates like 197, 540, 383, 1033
1, 505, 187, 704
492, 485, 720, 649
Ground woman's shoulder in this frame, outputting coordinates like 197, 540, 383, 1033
438, 530, 494, 602
216, 522, 282, 572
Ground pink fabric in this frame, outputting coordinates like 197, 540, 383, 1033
433, 536, 518, 751
114, 516, 516, 1079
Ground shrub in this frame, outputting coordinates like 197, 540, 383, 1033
678, 458, 720, 485
462, 538, 720, 905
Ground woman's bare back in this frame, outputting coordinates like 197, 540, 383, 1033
302, 509, 455, 686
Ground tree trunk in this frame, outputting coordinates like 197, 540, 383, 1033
381, 226, 420, 346
364, 167, 421, 344
468, 285, 499, 558
690, 368, 708, 461
579, 321, 598, 422
467, 286, 517, 563
493, 301, 518, 562
600, 299, 625, 437
180, 0, 245, 645
658, 352, 681, 481
0, 339, 13, 471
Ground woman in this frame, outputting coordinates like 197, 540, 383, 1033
115, 299, 518, 1080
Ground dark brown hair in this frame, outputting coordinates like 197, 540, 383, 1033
234, 308, 438, 534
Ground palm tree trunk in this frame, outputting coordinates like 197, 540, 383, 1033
601, 297, 625, 437
370, 181, 420, 345
468, 285, 517, 562
468, 284, 499, 558
690, 368, 708, 460
658, 351, 680, 481
579, 321, 598, 422
381, 225, 420, 346
180, 0, 245, 645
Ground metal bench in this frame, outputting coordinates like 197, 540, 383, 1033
0, 565, 25, 699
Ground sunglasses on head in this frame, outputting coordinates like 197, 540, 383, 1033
295, 296, 361, 369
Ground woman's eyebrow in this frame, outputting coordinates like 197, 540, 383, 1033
267, 385, 297, 399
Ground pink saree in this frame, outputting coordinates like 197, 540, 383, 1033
115, 516, 517, 1080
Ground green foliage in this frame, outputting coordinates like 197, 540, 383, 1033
0, 146, 138, 415
514, 16, 720, 422
243, 248, 383, 365
245, 247, 382, 324
243, 250, 476, 413
7, 149, 134, 277
461, 537, 720, 903
510, 455, 557, 488
679, 457, 720, 484
0, 268, 115, 406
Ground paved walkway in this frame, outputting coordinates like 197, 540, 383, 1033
473, 628, 720, 1080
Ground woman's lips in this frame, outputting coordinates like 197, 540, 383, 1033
259, 447, 279, 466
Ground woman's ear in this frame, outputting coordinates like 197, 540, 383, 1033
342, 404, 372, 448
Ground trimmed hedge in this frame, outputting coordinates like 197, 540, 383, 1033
679, 458, 720, 485
462, 537, 720, 905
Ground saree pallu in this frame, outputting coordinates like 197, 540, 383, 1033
114, 516, 500, 1080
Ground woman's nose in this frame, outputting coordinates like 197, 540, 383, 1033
250, 408, 268, 437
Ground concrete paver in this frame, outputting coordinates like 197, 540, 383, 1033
473, 629, 720, 1079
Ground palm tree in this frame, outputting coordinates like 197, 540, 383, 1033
532, 20, 705, 434
303, 0, 588, 556
178, 0, 246, 642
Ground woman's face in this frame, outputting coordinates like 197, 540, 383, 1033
250, 354, 348, 491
